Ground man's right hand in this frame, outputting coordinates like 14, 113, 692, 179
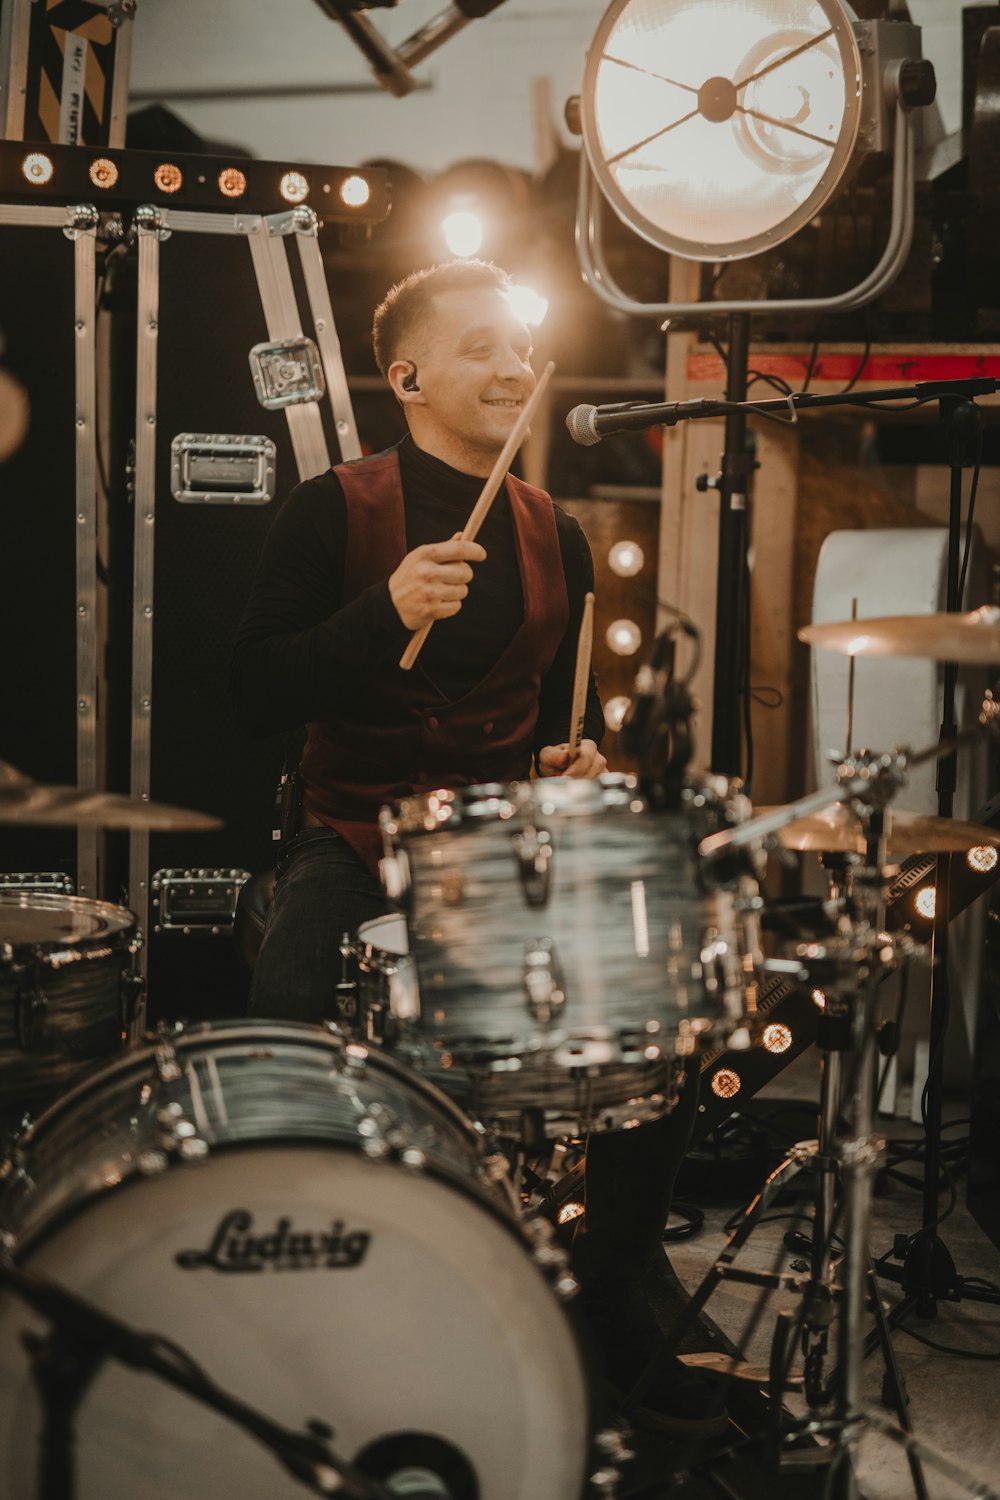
388, 535, 487, 630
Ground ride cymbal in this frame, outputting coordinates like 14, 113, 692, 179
758, 804, 1000, 857
799, 606, 1000, 663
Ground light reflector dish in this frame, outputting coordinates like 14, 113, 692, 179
582, 0, 863, 261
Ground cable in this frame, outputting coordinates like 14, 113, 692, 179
662, 1202, 705, 1242
893, 1321, 1000, 1360
801, 322, 822, 392
742, 547, 753, 792
838, 331, 872, 395
957, 426, 984, 608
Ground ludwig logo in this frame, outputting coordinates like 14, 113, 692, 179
176, 1209, 371, 1272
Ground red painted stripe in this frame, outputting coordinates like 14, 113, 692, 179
686, 352, 1000, 386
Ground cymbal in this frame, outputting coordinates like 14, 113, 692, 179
0, 774, 222, 831
799, 606, 1000, 663
759, 804, 1000, 856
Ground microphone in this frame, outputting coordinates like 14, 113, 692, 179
565, 397, 726, 446
620, 631, 674, 759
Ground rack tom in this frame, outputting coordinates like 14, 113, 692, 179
380, 774, 759, 1134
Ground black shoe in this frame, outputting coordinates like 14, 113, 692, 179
579, 1282, 728, 1438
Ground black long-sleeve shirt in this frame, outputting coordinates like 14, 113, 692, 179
231, 437, 604, 756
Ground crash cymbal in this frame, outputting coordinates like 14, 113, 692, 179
0, 778, 222, 831
758, 804, 1000, 857
799, 606, 1000, 663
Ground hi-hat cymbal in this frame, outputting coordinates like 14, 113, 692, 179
0, 772, 222, 831
759, 804, 1000, 857
799, 606, 1000, 663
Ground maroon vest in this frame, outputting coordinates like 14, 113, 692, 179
301, 447, 569, 870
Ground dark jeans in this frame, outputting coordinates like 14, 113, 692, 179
248, 828, 389, 1023
248, 825, 697, 1286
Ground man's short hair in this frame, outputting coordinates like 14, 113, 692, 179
371, 260, 511, 377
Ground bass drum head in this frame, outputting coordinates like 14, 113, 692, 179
0, 1112, 590, 1499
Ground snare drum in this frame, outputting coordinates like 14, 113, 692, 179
0, 1021, 602, 1500
0, 891, 138, 1118
380, 774, 758, 1133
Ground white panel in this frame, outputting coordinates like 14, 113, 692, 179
810, 527, 990, 813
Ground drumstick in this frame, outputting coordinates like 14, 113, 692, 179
399, 359, 556, 671
569, 592, 595, 757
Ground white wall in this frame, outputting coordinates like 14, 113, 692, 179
129, 0, 969, 174
130, 0, 607, 171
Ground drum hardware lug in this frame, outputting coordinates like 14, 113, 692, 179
379, 849, 411, 904
522, 939, 565, 1024
480, 1151, 511, 1185
594, 1425, 635, 1465
589, 1464, 624, 1495
335, 980, 358, 1028
155, 1102, 209, 1161
438, 867, 465, 906
136, 1149, 170, 1176
16, 982, 49, 1052
511, 827, 552, 908
344, 1042, 369, 1073
153, 1028, 183, 1083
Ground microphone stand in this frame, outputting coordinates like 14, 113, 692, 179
0, 1256, 390, 1500
581, 372, 998, 787
709, 311, 755, 777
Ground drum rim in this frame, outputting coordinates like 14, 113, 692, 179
8, 1019, 486, 1151
382, 771, 644, 836
0, 890, 136, 948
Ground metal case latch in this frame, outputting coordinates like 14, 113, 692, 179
151, 868, 252, 935
170, 434, 276, 505
248, 336, 325, 409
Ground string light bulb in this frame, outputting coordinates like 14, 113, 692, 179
21, 152, 54, 185
710, 1068, 741, 1100
914, 887, 937, 920
966, 845, 998, 874
608, 540, 645, 577
154, 163, 183, 193
340, 174, 371, 207
88, 158, 118, 190
607, 619, 642, 656
280, 171, 309, 204
763, 1022, 793, 1054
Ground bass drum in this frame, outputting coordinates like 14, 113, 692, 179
0, 1022, 597, 1500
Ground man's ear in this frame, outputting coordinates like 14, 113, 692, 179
388, 359, 425, 405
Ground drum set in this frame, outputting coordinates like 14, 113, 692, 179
2, 605, 1000, 1500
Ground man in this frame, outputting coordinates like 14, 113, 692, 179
231, 260, 722, 1437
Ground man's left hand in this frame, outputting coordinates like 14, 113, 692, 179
537, 740, 607, 779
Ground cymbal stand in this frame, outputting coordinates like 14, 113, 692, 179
626, 752, 1000, 1500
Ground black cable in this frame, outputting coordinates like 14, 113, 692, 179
742, 548, 753, 793
964, 1277, 1000, 1295
893, 1320, 1000, 1360
957, 427, 984, 608
662, 1202, 705, 1242
801, 322, 822, 392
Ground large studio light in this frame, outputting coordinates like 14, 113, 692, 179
582, 0, 862, 262
573, 0, 936, 316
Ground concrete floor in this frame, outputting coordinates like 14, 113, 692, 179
661, 1050, 1000, 1500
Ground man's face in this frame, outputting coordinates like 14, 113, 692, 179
405, 286, 535, 469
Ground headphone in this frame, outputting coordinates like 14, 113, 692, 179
401, 364, 420, 393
